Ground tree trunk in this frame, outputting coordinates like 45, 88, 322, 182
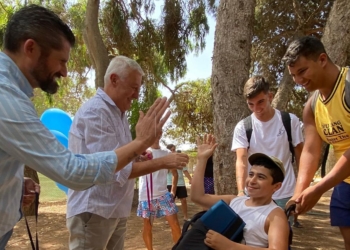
23, 166, 39, 216
272, 68, 295, 110
211, 0, 256, 195
272, 30, 304, 110
84, 0, 110, 89
321, 0, 350, 64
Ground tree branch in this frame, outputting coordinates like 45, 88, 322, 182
83, 0, 109, 89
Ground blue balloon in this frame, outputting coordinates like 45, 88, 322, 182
49, 129, 69, 195
56, 182, 69, 195
50, 130, 68, 148
41, 108, 72, 138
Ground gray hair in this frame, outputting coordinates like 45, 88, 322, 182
104, 56, 144, 86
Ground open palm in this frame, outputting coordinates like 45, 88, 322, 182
197, 134, 218, 159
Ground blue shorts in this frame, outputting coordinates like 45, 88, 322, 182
330, 181, 350, 226
137, 192, 178, 219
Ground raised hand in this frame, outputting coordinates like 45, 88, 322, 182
135, 97, 171, 147
197, 134, 218, 160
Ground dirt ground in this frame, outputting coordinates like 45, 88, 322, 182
7, 189, 344, 250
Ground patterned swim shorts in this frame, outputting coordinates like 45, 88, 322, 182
137, 192, 178, 219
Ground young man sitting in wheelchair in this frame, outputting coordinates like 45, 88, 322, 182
191, 134, 290, 250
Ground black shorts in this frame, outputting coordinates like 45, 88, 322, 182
167, 185, 188, 199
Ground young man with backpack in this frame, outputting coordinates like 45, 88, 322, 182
231, 75, 304, 227
191, 134, 290, 249
283, 36, 350, 249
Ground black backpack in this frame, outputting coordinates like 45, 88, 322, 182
172, 200, 245, 250
243, 111, 295, 163
310, 67, 350, 177
172, 211, 244, 250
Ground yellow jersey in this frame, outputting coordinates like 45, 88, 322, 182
314, 67, 350, 183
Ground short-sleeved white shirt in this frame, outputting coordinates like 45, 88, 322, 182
138, 149, 169, 201
231, 109, 304, 199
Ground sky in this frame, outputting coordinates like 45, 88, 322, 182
160, 16, 216, 98
159, 15, 216, 150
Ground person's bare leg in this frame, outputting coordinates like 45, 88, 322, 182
180, 198, 189, 220
142, 218, 153, 250
165, 214, 181, 243
340, 227, 350, 250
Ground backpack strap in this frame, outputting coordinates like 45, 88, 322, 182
280, 111, 295, 163
180, 211, 206, 238
243, 116, 252, 148
172, 210, 207, 250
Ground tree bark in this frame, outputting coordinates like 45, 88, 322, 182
211, 0, 256, 195
321, 0, 350, 64
84, 0, 110, 89
271, 67, 295, 110
272, 30, 304, 110
23, 166, 39, 216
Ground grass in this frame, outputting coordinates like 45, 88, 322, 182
38, 173, 67, 202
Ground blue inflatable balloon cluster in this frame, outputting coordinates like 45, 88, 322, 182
40, 108, 72, 195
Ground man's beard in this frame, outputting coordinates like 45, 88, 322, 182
32, 56, 60, 94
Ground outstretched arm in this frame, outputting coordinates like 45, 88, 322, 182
129, 153, 189, 179
288, 99, 323, 214
235, 148, 248, 196
191, 134, 235, 209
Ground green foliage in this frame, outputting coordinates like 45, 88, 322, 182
253, 0, 334, 80
252, 0, 335, 114
285, 86, 309, 119
128, 84, 161, 139
0, 1, 96, 116
165, 78, 213, 144
32, 77, 95, 117
38, 173, 66, 202
99, 0, 214, 134
100, 0, 211, 85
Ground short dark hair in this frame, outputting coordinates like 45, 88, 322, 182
282, 36, 327, 66
243, 75, 269, 99
4, 5, 75, 53
250, 158, 284, 184
166, 144, 175, 150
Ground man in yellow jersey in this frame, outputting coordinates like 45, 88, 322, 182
283, 36, 350, 249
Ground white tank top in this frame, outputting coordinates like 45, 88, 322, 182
229, 196, 281, 247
